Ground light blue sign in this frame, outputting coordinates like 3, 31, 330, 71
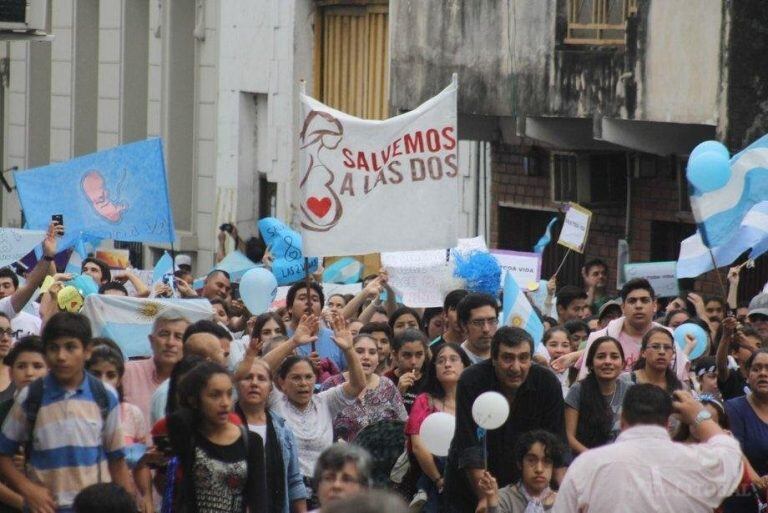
14, 138, 175, 249
258, 217, 318, 285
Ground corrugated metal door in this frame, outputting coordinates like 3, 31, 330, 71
314, 1, 389, 120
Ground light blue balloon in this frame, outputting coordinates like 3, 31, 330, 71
689, 140, 729, 162
239, 268, 278, 315
673, 323, 708, 360
686, 151, 731, 193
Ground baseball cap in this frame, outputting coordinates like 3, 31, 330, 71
597, 299, 622, 321
748, 293, 768, 318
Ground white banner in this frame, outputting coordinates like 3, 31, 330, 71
298, 82, 459, 256
0, 228, 46, 268
623, 261, 679, 298
381, 250, 451, 307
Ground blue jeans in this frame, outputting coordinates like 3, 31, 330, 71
416, 457, 445, 513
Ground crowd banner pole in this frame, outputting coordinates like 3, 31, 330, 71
304, 256, 316, 353
552, 248, 572, 279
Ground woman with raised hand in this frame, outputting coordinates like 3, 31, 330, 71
261, 313, 365, 509
319, 333, 407, 442
565, 336, 630, 455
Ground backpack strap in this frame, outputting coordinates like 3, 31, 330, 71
23, 378, 45, 463
85, 373, 111, 424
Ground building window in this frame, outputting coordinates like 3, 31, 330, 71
551, 152, 579, 203
313, 0, 389, 119
589, 154, 627, 204
258, 174, 277, 220
565, 0, 637, 46
497, 206, 584, 287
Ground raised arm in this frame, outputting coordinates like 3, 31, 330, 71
342, 277, 382, 320
259, 315, 319, 374
727, 266, 740, 311
716, 316, 736, 383
331, 315, 365, 398
11, 222, 61, 314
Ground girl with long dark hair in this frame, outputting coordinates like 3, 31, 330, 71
565, 336, 630, 454
621, 327, 684, 393
167, 361, 267, 513
406, 343, 471, 512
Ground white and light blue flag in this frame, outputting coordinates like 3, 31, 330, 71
502, 271, 544, 349
677, 201, 768, 278
690, 135, 768, 247
81, 294, 214, 358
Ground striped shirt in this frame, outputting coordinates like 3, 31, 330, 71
0, 373, 126, 510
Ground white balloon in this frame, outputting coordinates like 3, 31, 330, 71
239, 268, 278, 315
419, 412, 456, 457
472, 391, 510, 430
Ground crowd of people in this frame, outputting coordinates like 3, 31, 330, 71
0, 223, 764, 512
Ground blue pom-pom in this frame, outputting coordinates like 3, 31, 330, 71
452, 251, 501, 297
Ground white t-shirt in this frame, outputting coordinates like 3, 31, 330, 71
248, 424, 268, 446
11, 311, 41, 340
461, 341, 488, 364
269, 385, 355, 477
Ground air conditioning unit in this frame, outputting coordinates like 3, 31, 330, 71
0, 0, 47, 32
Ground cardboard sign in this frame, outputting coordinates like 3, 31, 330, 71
623, 261, 679, 298
557, 203, 592, 253
491, 250, 541, 289
381, 249, 450, 307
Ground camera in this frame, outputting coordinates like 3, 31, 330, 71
219, 223, 234, 233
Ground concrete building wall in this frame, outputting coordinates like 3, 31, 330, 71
640, 0, 722, 125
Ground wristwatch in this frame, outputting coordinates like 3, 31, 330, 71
694, 409, 713, 426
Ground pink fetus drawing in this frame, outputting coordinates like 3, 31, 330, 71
81, 170, 127, 223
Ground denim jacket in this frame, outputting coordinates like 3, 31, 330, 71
271, 411, 308, 512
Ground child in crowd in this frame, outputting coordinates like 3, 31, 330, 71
0, 312, 133, 513
86, 345, 149, 469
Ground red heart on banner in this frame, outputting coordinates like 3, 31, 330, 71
307, 196, 332, 218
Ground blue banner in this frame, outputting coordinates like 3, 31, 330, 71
258, 217, 318, 285
14, 138, 175, 249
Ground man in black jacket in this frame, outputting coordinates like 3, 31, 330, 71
444, 326, 569, 513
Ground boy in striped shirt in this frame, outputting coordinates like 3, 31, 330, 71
0, 312, 133, 513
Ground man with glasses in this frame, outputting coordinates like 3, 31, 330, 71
456, 293, 500, 364
444, 327, 568, 513
575, 278, 689, 381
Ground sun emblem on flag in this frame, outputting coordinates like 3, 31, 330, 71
511, 315, 524, 327
137, 302, 164, 320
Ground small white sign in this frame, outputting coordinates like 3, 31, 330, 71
381, 249, 450, 307
623, 261, 679, 298
491, 250, 541, 289
557, 203, 592, 253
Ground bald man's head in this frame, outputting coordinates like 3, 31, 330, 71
184, 332, 226, 365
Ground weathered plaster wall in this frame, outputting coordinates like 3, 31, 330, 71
389, 0, 555, 118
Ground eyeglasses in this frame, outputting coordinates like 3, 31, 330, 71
647, 344, 674, 353
0, 329, 13, 337
436, 355, 462, 366
469, 317, 499, 328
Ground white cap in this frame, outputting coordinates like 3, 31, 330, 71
175, 254, 192, 267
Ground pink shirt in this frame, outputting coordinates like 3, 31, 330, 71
123, 358, 163, 422
553, 425, 742, 513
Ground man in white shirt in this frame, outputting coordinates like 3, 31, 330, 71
0, 268, 41, 339
554, 385, 743, 513
0, 223, 63, 335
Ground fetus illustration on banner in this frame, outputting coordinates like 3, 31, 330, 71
81, 169, 128, 223
299, 110, 344, 232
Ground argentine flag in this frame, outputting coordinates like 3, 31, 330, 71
502, 271, 544, 349
81, 294, 214, 358
533, 217, 558, 254
677, 201, 768, 278
691, 134, 768, 247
